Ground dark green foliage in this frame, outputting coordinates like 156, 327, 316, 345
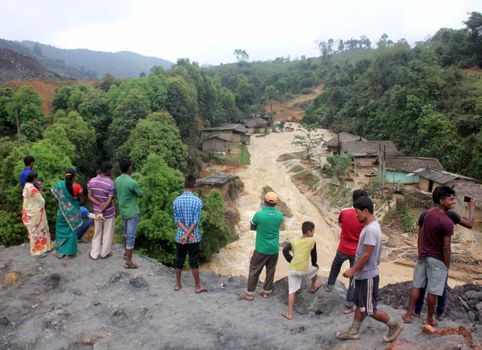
105, 89, 151, 157
165, 77, 199, 138
0, 86, 45, 141
116, 112, 188, 170
199, 189, 236, 262
135, 154, 184, 265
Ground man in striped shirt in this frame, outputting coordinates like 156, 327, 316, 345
87, 161, 116, 260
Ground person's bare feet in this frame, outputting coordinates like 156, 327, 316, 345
239, 293, 254, 301
401, 312, 412, 324
174, 285, 182, 291
281, 312, 293, 320
424, 318, 438, 327
343, 306, 355, 314
309, 283, 321, 293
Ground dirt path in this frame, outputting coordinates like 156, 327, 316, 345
203, 125, 339, 281
203, 124, 427, 287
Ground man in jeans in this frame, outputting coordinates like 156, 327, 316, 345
325, 189, 367, 314
88, 161, 115, 259
115, 159, 143, 269
240, 191, 283, 301
402, 186, 456, 326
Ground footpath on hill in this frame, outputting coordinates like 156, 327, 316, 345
1, 244, 480, 349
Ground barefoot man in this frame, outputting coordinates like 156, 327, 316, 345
281, 221, 321, 320
402, 186, 456, 327
336, 196, 404, 342
173, 174, 206, 294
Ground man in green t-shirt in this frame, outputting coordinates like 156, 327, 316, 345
240, 191, 283, 301
115, 159, 143, 269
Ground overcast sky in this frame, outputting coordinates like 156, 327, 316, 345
0, 0, 479, 65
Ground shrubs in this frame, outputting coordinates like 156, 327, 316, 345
199, 189, 236, 262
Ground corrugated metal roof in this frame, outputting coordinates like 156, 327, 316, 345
325, 132, 366, 147
414, 168, 478, 184
385, 156, 443, 173
341, 140, 399, 156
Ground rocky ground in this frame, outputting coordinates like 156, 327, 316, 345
1, 244, 480, 350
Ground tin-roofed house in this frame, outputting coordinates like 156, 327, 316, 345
324, 132, 366, 154
414, 168, 479, 193
341, 140, 399, 167
240, 118, 269, 134
384, 156, 443, 184
201, 124, 250, 153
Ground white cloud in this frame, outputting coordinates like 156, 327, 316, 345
0, 0, 479, 65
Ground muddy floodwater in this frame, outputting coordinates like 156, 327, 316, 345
202, 124, 450, 287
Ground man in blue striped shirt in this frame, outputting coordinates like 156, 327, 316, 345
173, 174, 206, 293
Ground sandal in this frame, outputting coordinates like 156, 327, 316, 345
124, 262, 138, 269
239, 293, 254, 301
259, 291, 270, 298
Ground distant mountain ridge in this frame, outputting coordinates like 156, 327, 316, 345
0, 39, 173, 79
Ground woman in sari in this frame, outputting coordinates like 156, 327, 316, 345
22, 171, 52, 256
51, 168, 84, 259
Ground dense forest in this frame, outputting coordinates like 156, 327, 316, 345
0, 12, 481, 264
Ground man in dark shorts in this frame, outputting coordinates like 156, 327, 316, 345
402, 186, 456, 327
336, 196, 404, 342
173, 174, 206, 293
413, 196, 475, 320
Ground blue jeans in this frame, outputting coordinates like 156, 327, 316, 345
327, 249, 355, 307
414, 278, 448, 316
123, 215, 139, 249
76, 218, 93, 240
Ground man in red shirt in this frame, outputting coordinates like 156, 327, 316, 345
325, 189, 367, 314
402, 186, 455, 327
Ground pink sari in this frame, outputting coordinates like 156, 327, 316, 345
22, 183, 52, 256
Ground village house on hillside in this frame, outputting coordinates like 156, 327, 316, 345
451, 182, 482, 223
341, 140, 399, 167
414, 168, 481, 222
384, 156, 443, 184
238, 117, 269, 134
201, 124, 250, 153
414, 168, 479, 193
325, 132, 366, 154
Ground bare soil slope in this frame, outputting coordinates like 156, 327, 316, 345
265, 85, 322, 122
0, 48, 60, 84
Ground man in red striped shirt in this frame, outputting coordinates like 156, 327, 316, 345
87, 161, 116, 260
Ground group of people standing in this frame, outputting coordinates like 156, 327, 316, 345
20, 156, 143, 269
20, 153, 475, 343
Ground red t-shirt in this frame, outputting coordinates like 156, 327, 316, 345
73, 183, 83, 197
337, 208, 365, 256
419, 207, 453, 261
